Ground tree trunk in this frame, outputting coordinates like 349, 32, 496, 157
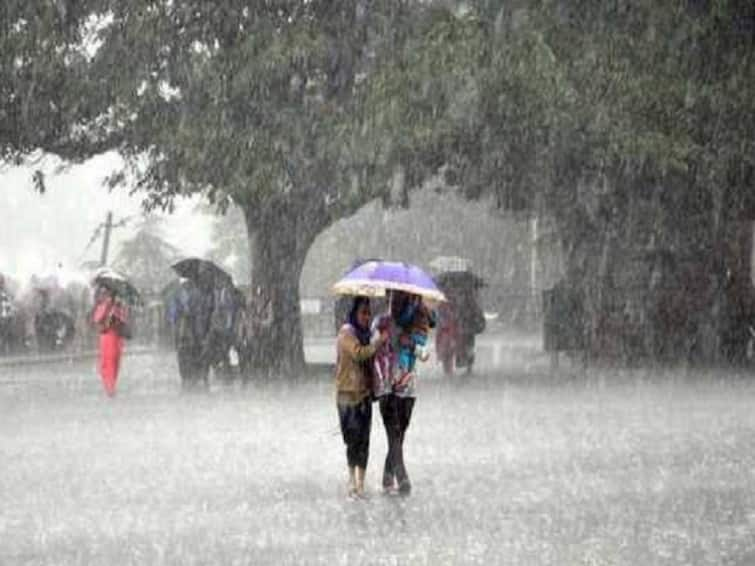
242, 200, 311, 377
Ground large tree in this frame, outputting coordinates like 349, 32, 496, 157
3, 1, 468, 374
1, 1, 113, 169
6, 0, 754, 368
459, 1, 755, 362
364, 0, 755, 362
84, 1, 442, 373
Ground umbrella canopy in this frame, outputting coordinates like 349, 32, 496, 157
92, 267, 141, 305
332, 260, 447, 302
435, 270, 485, 292
429, 256, 470, 273
171, 258, 233, 287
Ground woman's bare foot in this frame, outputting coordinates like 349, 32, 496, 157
355, 467, 367, 498
347, 467, 357, 497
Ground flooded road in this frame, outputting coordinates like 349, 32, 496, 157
1, 348, 754, 565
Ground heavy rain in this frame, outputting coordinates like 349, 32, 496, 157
2, 2, 755, 565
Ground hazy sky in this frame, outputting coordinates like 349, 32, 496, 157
0, 152, 213, 285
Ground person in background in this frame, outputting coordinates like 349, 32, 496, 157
248, 285, 274, 375
169, 278, 205, 388
92, 285, 128, 397
203, 283, 241, 381
0, 275, 14, 355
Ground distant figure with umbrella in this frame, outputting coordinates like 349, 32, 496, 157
170, 258, 239, 387
91, 270, 135, 397
434, 270, 486, 375
204, 283, 242, 382
168, 277, 205, 388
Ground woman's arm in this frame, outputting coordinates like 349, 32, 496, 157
338, 327, 382, 362
92, 300, 113, 329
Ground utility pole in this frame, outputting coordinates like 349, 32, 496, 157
530, 214, 539, 322
100, 211, 113, 267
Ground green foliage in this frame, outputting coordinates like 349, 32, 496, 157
1, 1, 113, 164
4, 0, 754, 365
113, 215, 180, 294
89, 2, 394, 223
5, 1, 753, 224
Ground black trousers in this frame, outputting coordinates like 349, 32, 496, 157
0, 319, 10, 354
379, 395, 415, 488
338, 397, 372, 469
177, 345, 208, 388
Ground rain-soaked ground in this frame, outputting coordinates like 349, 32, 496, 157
2, 337, 755, 565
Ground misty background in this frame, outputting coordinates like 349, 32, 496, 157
2, 2, 755, 565
0, 154, 213, 285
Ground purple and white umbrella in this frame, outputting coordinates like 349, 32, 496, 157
332, 261, 447, 302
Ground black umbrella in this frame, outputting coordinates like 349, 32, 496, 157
171, 258, 233, 287
434, 270, 485, 293
92, 268, 142, 305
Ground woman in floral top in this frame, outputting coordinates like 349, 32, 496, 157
372, 290, 423, 494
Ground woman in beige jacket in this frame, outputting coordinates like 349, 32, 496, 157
335, 296, 385, 497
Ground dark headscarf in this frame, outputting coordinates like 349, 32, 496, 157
347, 296, 372, 345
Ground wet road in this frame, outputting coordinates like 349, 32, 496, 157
1, 345, 755, 565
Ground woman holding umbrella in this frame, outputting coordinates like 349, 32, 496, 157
91, 269, 136, 397
92, 285, 129, 397
333, 261, 445, 495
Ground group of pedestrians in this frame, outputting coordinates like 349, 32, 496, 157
167, 277, 264, 388
167, 277, 231, 388
91, 276, 248, 396
0, 273, 89, 356
335, 291, 430, 497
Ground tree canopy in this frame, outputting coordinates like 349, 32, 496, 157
112, 215, 180, 295
4, 0, 755, 367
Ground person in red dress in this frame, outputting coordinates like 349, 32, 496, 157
92, 286, 128, 397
